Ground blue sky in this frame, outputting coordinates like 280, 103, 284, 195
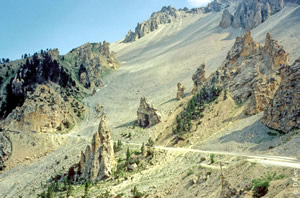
0, 0, 211, 60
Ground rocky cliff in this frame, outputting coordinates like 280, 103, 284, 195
1, 84, 84, 133
79, 116, 115, 182
0, 132, 12, 170
207, 31, 289, 115
124, 1, 230, 43
263, 58, 300, 133
137, 97, 162, 128
64, 41, 118, 89
220, 0, 284, 29
192, 64, 206, 94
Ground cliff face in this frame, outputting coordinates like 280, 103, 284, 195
0, 132, 12, 170
192, 64, 206, 94
124, 1, 230, 43
79, 116, 115, 182
1, 84, 84, 133
65, 41, 118, 89
263, 58, 300, 133
208, 31, 289, 115
220, 0, 284, 29
124, 6, 178, 43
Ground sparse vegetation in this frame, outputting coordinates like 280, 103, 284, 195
186, 169, 194, 177
131, 186, 145, 198
252, 172, 285, 197
173, 86, 222, 135
114, 139, 123, 152
146, 137, 154, 147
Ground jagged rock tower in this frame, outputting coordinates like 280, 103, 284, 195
176, 83, 185, 100
79, 115, 115, 182
137, 97, 161, 128
192, 64, 206, 94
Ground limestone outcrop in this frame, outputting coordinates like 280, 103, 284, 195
124, 2, 230, 43
263, 58, 300, 133
1, 84, 84, 133
79, 116, 115, 182
137, 97, 161, 128
69, 41, 117, 89
219, 9, 233, 28
207, 31, 289, 114
95, 104, 104, 118
220, 0, 284, 30
192, 64, 206, 94
0, 132, 12, 170
176, 83, 185, 100
124, 6, 178, 43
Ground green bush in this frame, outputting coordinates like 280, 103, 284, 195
186, 169, 194, 177
131, 186, 144, 198
252, 172, 285, 198
210, 153, 215, 164
146, 137, 154, 147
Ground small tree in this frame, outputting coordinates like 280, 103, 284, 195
47, 186, 54, 198
141, 143, 145, 155
126, 147, 131, 162
147, 137, 154, 147
84, 180, 90, 198
66, 182, 72, 197
210, 154, 215, 164
54, 180, 59, 192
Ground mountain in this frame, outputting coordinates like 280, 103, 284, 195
1, 0, 300, 197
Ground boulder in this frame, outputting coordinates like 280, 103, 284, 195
79, 116, 115, 182
137, 97, 161, 128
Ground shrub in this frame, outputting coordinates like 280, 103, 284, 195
252, 172, 285, 198
187, 169, 194, 177
131, 186, 144, 198
141, 143, 145, 155
210, 154, 215, 164
146, 137, 154, 147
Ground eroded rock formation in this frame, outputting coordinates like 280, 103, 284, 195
192, 64, 206, 94
1, 84, 84, 133
263, 58, 300, 133
69, 41, 117, 89
79, 116, 115, 182
124, 2, 230, 43
0, 132, 12, 170
137, 97, 161, 128
176, 83, 185, 100
220, 0, 284, 30
219, 9, 233, 28
207, 31, 289, 114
